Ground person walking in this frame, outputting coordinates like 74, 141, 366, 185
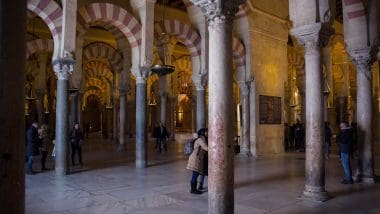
186, 128, 208, 194
337, 122, 354, 184
156, 122, 169, 153
70, 123, 84, 167
26, 122, 41, 174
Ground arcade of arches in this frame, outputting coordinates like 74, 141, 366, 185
0, 0, 380, 213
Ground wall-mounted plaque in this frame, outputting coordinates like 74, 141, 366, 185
259, 95, 281, 124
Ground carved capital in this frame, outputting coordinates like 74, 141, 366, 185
291, 23, 322, 55
132, 66, 150, 84
349, 48, 371, 73
192, 72, 208, 90
190, 0, 245, 25
52, 57, 75, 80
238, 82, 249, 96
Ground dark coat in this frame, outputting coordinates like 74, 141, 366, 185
153, 126, 160, 138
325, 127, 332, 145
337, 128, 353, 153
70, 128, 83, 145
26, 126, 41, 156
157, 125, 169, 139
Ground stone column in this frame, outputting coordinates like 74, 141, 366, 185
136, 76, 147, 168
112, 91, 118, 144
0, 0, 26, 212
190, 0, 244, 213
53, 57, 75, 176
196, 87, 206, 131
158, 78, 167, 125
37, 91, 45, 125
70, 92, 79, 127
338, 96, 346, 123
349, 48, 375, 183
239, 83, 251, 156
291, 23, 328, 201
249, 80, 257, 157
118, 89, 126, 151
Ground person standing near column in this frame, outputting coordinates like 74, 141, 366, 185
337, 122, 353, 184
158, 122, 169, 153
26, 122, 41, 174
70, 123, 84, 167
324, 122, 332, 160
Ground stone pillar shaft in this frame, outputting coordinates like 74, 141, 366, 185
291, 23, 328, 201
240, 90, 251, 156
207, 17, 234, 214
196, 89, 206, 131
118, 91, 126, 150
53, 58, 75, 176
249, 80, 257, 157
37, 92, 45, 125
113, 94, 118, 143
136, 79, 147, 168
0, 0, 26, 212
351, 49, 374, 182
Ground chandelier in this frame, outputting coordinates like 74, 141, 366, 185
150, 0, 175, 76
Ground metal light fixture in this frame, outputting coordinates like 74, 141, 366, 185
150, 0, 175, 76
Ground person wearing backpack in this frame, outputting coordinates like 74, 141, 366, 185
186, 128, 208, 194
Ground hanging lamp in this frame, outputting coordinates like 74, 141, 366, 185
151, 0, 175, 76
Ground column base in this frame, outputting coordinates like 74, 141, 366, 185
55, 167, 69, 176
135, 160, 146, 169
300, 185, 330, 202
237, 151, 252, 157
117, 144, 125, 152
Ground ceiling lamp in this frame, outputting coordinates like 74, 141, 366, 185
151, 0, 175, 76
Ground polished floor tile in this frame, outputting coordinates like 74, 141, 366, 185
26, 135, 380, 213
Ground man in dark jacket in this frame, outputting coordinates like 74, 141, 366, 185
26, 122, 41, 174
337, 122, 353, 184
70, 123, 84, 166
155, 122, 169, 153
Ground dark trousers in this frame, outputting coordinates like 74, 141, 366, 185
27, 156, 34, 173
41, 151, 48, 169
71, 144, 82, 165
155, 138, 167, 152
191, 171, 200, 184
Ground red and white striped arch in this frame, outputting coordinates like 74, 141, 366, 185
83, 88, 105, 104
342, 0, 365, 20
232, 37, 245, 69
26, 39, 53, 59
84, 61, 114, 83
78, 3, 141, 66
83, 42, 123, 72
27, 0, 62, 59
86, 78, 109, 93
155, 19, 201, 57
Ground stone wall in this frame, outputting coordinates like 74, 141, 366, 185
248, 2, 289, 155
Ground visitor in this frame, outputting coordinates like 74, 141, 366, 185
155, 122, 169, 153
294, 119, 304, 152
186, 128, 208, 194
284, 123, 290, 151
26, 122, 41, 174
324, 122, 332, 160
70, 123, 84, 167
337, 122, 353, 184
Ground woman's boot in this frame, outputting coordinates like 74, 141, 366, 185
190, 182, 202, 194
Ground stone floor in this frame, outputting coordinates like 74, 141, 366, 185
26, 134, 380, 214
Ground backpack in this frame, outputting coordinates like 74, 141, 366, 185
184, 137, 198, 156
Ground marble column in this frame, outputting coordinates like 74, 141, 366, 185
136, 76, 147, 168
53, 57, 75, 176
190, 1, 244, 212
338, 96, 346, 123
112, 93, 118, 144
196, 87, 206, 131
70, 92, 79, 127
239, 83, 251, 156
291, 23, 328, 201
350, 48, 375, 183
37, 91, 45, 125
118, 89, 126, 151
249, 80, 257, 157
158, 78, 167, 125
0, 0, 26, 212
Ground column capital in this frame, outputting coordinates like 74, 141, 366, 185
119, 89, 127, 96
291, 23, 322, 54
348, 48, 371, 72
192, 72, 208, 90
190, 0, 246, 25
52, 56, 75, 80
132, 66, 150, 84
